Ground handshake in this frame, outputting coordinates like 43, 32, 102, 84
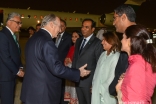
79, 64, 91, 77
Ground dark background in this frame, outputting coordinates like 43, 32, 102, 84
0, 0, 156, 28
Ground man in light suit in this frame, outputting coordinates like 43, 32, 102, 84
72, 18, 103, 104
0, 12, 24, 104
20, 14, 90, 104
54, 19, 72, 104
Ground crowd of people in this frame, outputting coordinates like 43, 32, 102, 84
0, 4, 156, 104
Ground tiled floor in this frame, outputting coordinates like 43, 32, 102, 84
14, 78, 23, 104
14, 79, 156, 104
152, 89, 156, 104
14, 36, 27, 104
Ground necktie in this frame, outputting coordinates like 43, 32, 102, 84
79, 39, 86, 54
55, 34, 61, 47
12, 34, 19, 47
13, 34, 21, 53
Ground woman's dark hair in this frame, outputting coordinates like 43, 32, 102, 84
72, 30, 82, 37
103, 32, 121, 55
28, 26, 35, 31
125, 25, 156, 72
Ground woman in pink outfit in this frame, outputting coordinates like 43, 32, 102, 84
116, 25, 156, 104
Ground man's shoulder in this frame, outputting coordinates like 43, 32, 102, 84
76, 37, 83, 43
63, 31, 71, 36
0, 28, 10, 37
120, 51, 128, 57
0, 27, 7, 33
92, 35, 102, 44
94, 36, 101, 41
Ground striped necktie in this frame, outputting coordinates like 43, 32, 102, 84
79, 39, 86, 54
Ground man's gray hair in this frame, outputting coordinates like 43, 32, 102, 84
41, 14, 57, 28
6, 12, 21, 22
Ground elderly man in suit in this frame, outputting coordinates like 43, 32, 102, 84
72, 18, 103, 104
20, 14, 90, 104
0, 12, 24, 104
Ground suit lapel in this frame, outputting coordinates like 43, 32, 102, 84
79, 35, 95, 55
58, 32, 66, 47
78, 37, 83, 54
2, 27, 19, 51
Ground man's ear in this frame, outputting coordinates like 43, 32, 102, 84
6, 21, 10, 26
50, 22, 54, 28
121, 14, 127, 22
92, 27, 95, 32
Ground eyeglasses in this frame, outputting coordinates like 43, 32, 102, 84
113, 16, 120, 21
10, 20, 22, 25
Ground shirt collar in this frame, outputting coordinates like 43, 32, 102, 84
41, 28, 53, 38
83, 33, 93, 41
59, 32, 64, 37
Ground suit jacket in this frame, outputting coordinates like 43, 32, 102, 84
56, 32, 72, 63
109, 51, 128, 96
72, 35, 103, 87
20, 29, 80, 104
0, 27, 22, 81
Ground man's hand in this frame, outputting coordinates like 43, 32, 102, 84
17, 69, 25, 77
79, 64, 91, 77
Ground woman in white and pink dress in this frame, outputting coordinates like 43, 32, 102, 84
64, 30, 82, 104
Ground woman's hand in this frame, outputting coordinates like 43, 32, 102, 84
116, 78, 123, 92
64, 58, 72, 66
115, 73, 125, 92
119, 73, 125, 80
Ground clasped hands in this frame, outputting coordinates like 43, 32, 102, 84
17, 68, 25, 77
79, 64, 91, 77
116, 73, 125, 92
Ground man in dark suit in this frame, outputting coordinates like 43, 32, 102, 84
0, 12, 24, 104
54, 19, 72, 104
109, 4, 136, 96
20, 14, 90, 104
55, 19, 72, 63
72, 18, 103, 104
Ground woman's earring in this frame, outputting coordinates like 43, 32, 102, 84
128, 43, 131, 47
